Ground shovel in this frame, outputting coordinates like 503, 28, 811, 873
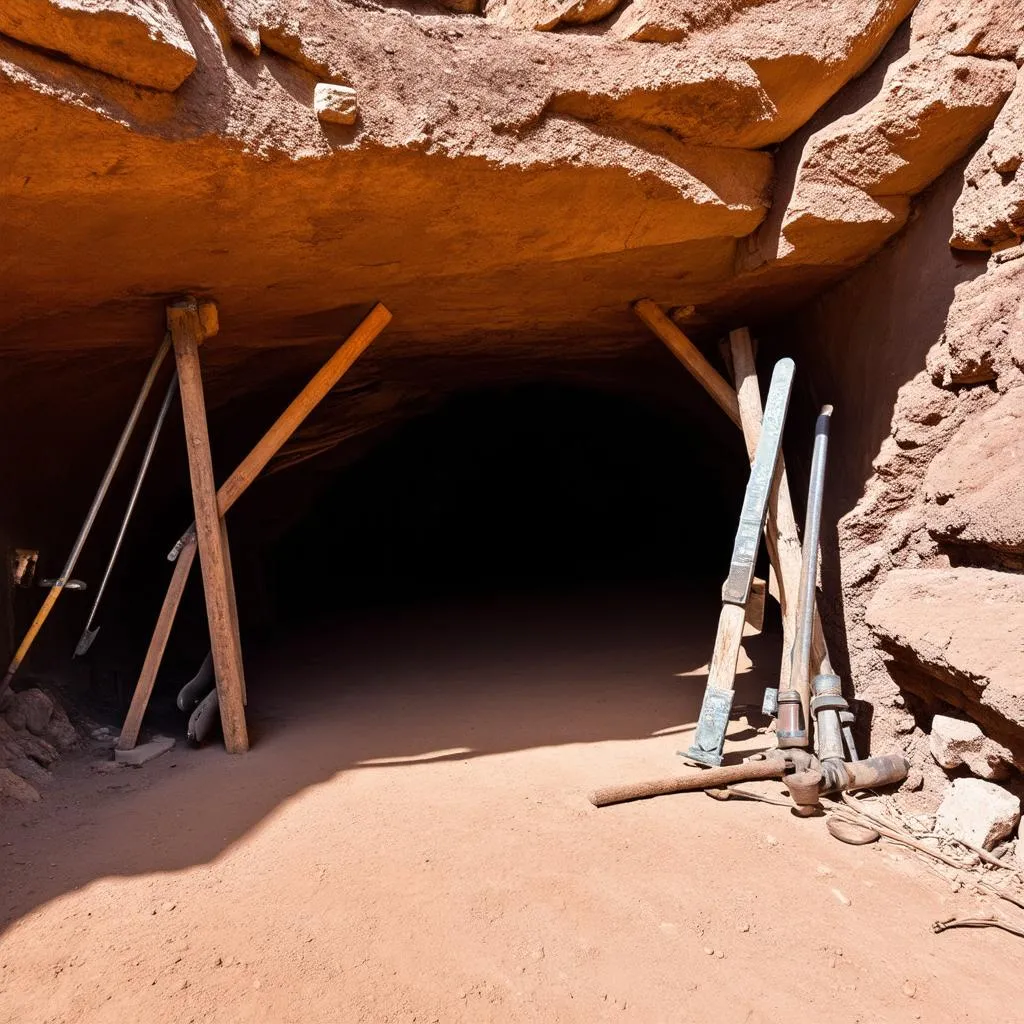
74, 372, 179, 657
0, 337, 172, 701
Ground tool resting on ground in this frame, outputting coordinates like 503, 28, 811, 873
590, 760, 786, 807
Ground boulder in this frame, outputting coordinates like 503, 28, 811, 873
951, 66, 1024, 252
865, 568, 1024, 739
923, 389, 1024, 553
8, 756, 52, 788
313, 84, 358, 126
0, 767, 41, 804
935, 777, 1020, 850
43, 701, 79, 752
4, 688, 54, 736
779, 51, 1016, 268
0, 0, 196, 91
912, 0, 1024, 60
929, 714, 1012, 780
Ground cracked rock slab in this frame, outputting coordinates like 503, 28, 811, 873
866, 567, 1024, 734
0, 0, 196, 91
924, 388, 1024, 553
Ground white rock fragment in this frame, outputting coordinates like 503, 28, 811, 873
114, 735, 175, 766
935, 777, 1021, 850
929, 714, 1012, 780
314, 84, 359, 126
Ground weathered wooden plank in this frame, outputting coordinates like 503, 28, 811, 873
170, 298, 249, 754
116, 536, 197, 751
633, 299, 742, 428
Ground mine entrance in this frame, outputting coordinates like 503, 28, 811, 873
60, 366, 773, 744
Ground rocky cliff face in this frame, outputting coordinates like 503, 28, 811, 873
1, 0, 1023, 791
1, 0, 1017, 354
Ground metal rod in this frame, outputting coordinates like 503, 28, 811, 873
789, 406, 833, 721
0, 336, 172, 699
74, 372, 180, 656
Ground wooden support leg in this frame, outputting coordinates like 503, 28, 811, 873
116, 537, 197, 751
169, 298, 249, 754
220, 517, 246, 705
117, 303, 392, 749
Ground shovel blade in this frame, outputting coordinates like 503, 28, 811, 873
74, 626, 100, 658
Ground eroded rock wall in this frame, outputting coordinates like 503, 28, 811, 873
782, 113, 1024, 791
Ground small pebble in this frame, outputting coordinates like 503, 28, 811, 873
903, 981, 917, 999
162, 902, 176, 913
703, 946, 714, 956
716, 951, 725, 959
737, 923, 750, 933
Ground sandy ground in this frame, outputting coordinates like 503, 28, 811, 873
0, 585, 1020, 1024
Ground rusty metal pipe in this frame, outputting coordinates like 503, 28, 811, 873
784, 753, 909, 811
785, 406, 833, 747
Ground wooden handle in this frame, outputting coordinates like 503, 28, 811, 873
589, 760, 785, 807
633, 300, 741, 428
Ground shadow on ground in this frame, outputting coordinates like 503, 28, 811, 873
0, 582, 781, 934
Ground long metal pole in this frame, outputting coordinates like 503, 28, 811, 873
0, 336, 172, 699
790, 406, 833, 707
74, 372, 180, 656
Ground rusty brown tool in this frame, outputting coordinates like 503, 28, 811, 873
784, 753, 910, 815
590, 759, 786, 808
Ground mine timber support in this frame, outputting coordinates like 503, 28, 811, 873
634, 301, 830, 727
116, 302, 392, 751
170, 297, 249, 753
684, 359, 794, 767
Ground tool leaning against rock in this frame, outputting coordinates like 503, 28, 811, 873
589, 365, 910, 811
683, 357, 795, 768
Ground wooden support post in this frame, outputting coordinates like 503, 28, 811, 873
730, 328, 828, 727
169, 297, 249, 754
633, 299, 829, 730
117, 303, 392, 748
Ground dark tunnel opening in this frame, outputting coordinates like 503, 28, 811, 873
265, 382, 748, 619
2, 355, 776, 741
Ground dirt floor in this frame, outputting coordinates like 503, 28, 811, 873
0, 585, 1019, 1024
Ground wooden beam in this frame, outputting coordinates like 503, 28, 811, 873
170, 297, 249, 753
116, 537, 197, 751
216, 302, 392, 516
730, 327, 828, 728
633, 299, 742, 428
117, 303, 391, 748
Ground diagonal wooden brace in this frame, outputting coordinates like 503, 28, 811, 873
117, 302, 392, 751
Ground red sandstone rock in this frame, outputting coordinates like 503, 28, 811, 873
779, 52, 1015, 267
952, 66, 1024, 252
923, 388, 1024, 553
0, 0, 196, 91
866, 567, 1024, 738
